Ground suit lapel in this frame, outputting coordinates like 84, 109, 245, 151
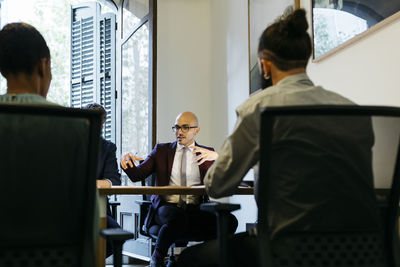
195, 141, 206, 179
167, 141, 177, 178
167, 141, 208, 181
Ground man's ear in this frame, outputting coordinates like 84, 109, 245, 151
37, 58, 47, 77
37, 58, 52, 98
261, 59, 271, 77
194, 126, 200, 136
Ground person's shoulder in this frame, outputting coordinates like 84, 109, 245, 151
153, 142, 176, 151
154, 142, 173, 147
102, 138, 117, 149
196, 143, 214, 151
315, 86, 355, 105
0, 94, 58, 106
236, 88, 274, 118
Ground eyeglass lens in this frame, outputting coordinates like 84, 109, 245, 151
172, 125, 193, 133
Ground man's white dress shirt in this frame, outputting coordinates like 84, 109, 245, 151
164, 142, 201, 204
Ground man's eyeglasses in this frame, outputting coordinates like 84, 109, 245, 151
172, 125, 198, 133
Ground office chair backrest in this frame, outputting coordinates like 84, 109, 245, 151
259, 106, 400, 267
0, 104, 102, 267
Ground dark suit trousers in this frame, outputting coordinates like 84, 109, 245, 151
152, 202, 237, 262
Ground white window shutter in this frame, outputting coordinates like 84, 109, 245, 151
71, 2, 100, 108
99, 13, 116, 142
71, 2, 116, 142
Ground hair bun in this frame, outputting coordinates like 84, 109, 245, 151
285, 9, 308, 37
257, 8, 312, 65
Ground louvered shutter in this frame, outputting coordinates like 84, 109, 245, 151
71, 2, 100, 108
99, 13, 116, 142
70, 3, 116, 142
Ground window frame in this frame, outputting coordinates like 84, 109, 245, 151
115, 0, 157, 171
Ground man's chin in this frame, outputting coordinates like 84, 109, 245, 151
177, 139, 188, 146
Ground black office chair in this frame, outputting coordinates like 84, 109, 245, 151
0, 104, 133, 267
203, 105, 400, 267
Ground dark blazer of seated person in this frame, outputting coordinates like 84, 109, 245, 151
121, 111, 238, 267
98, 136, 122, 216
85, 103, 122, 193
98, 136, 122, 258
85, 103, 122, 258
98, 137, 122, 187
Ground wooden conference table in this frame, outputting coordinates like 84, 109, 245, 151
96, 184, 254, 267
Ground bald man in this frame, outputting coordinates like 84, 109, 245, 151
121, 112, 237, 267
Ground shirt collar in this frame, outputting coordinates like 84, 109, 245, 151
276, 73, 313, 87
177, 141, 195, 152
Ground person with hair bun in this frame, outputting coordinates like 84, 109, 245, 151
178, 9, 378, 267
256, 8, 312, 86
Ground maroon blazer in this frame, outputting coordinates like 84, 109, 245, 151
122, 141, 214, 230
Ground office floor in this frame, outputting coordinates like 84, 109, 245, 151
106, 264, 147, 267
105, 256, 148, 267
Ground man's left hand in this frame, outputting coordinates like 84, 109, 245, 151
191, 145, 218, 165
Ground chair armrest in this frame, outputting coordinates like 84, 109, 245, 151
100, 228, 134, 242
200, 202, 241, 213
200, 202, 241, 267
100, 229, 134, 267
134, 200, 151, 206
200, 202, 240, 237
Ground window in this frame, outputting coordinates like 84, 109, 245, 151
121, 24, 149, 163
313, 8, 367, 58
70, 0, 156, 160
0, 0, 84, 104
119, 0, 156, 185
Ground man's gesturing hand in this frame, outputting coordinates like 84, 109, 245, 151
191, 146, 219, 165
120, 152, 143, 169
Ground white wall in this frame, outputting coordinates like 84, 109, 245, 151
209, 0, 250, 147
157, 0, 251, 151
301, 1, 400, 106
157, 0, 212, 144
209, 0, 257, 232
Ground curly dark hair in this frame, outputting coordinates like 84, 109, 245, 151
84, 103, 107, 125
258, 9, 312, 71
0, 22, 50, 78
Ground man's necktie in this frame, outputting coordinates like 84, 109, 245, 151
178, 147, 187, 208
